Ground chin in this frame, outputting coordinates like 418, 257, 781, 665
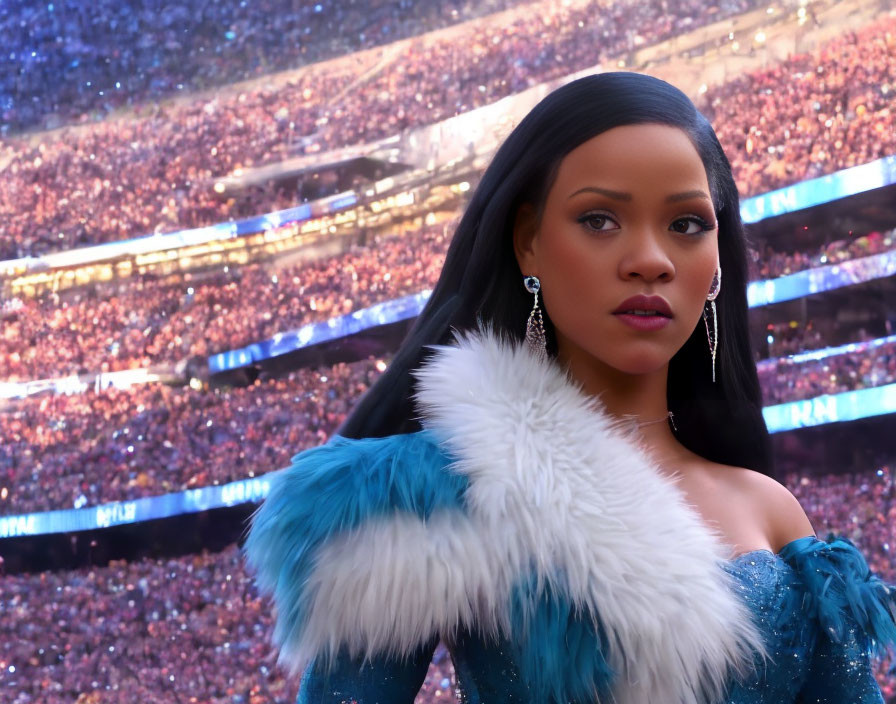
605, 352, 671, 377
557, 334, 673, 377
617, 362, 669, 377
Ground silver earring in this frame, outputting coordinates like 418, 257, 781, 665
523, 275, 547, 358
703, 266, 721, 383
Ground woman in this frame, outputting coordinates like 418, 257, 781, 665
244, 72, 896, 703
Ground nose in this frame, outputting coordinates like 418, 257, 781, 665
617, 227, 675, 283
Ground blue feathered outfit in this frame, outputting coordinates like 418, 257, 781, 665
243, 326, 896, 703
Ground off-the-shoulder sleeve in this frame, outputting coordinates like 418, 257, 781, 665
779, 534, 896, 703
241, 431, 465, 681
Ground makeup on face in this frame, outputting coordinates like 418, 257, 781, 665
518, 123, 720, 378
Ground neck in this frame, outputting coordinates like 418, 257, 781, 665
557, 350, 669, 420
555, 347, 688, 465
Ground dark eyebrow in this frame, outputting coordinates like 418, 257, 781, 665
567, 187, 631, 201
567, 187, 712, 203
665, 189, 712, 203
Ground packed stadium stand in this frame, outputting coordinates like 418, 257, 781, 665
2, 0, 538, 135
10, 0, 896, 258
2, 0, 896, 701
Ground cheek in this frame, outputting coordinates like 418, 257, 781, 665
688, 243, 720, 296
537, 230, 611, 309
679, 243, 720, 328
535, 235, 622, 357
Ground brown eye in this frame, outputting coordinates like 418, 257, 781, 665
670, 217, 712, 235
577, 212, 618, 233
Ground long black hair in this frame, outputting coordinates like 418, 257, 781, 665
337, 71, 773, 477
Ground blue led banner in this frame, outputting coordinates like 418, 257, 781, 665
209, 290, 431, 373
0, 473, 278, 539
756, 334, 896, 370
741, 155, 896, 223
762, 383, 896, 433
747, 250, 896, 307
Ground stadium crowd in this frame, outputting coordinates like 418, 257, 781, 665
3, 222, 893, 383
0, 541, 457, 704
706, 17, 896, 197
750, 229, 895, 280
0, 358, 382, 517
3, 3, 896, 703
3, 328, 895, 516
760, 320, 829, 359
1, 464, 894, 703
0, 223, 451, 382
757, 337, 896, 404
6, 3, 894, 258
2, 0, 552, 136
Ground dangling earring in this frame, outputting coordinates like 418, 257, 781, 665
703, 265, 721, 383
523, 275, 547, 358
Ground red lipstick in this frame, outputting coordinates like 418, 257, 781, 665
612, 295, 673, 331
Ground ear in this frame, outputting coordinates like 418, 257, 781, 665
512, 202, 539, 276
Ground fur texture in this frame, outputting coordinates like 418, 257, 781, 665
242, 431, 468, 675
244, 325, 771, 702
409, 325, 768, 704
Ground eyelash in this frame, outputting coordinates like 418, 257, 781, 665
576, 211, 716, 236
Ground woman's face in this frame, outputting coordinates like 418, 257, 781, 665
514, 123, 720, 377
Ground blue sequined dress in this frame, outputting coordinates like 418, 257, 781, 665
293, 535, 895, 703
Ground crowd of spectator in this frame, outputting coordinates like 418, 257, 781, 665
1, 463, 894, 703
3, 323, 895, 516
2, 0, 851, 259
3, 219, 892, 383
0, 357, 384, 516
705, 17, 896, 197
758, 337, 896, 404
2, 0, 533, 136
749, 228, 896, 280
0, 222, 451, 382
0, 542, 457, 704
756, 317, 894, 360
759, 319, 829, 359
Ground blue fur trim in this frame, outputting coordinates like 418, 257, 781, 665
242, 429, 466, 656
509, 574, 614, 703
779, 533, 896, 657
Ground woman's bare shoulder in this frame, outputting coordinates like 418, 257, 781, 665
716, 464, 817, 551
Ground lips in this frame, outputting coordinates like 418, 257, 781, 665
612, 295, 673, 318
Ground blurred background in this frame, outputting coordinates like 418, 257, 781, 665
1, 0, 895, 701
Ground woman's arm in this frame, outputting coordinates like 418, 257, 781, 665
762, 481, 892, 701
778, 535, 896, 704
297, 637, 439, 704
796, 628, 885, 703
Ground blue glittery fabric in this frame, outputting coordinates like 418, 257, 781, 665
294, 535, 896, 704
719, 536, 894, 703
